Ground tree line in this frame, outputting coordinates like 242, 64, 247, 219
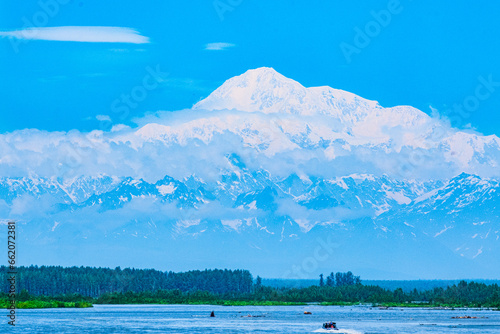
1, 266, 499, 308
0, 266, 253, 297
320, 271, 361, 287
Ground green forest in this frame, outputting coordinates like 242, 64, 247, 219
0, 266, 253, 297
1, 266, 499, 309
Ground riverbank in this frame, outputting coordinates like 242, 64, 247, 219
0, 299, 93, 309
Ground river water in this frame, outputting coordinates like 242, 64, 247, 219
5, 304, 500, 333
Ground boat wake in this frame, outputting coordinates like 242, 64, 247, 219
313, 329, 363, 334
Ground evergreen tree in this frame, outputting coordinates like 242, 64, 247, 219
255, 276, 262, 291
326, 272, 335, 287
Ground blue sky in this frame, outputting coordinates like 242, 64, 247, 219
1, 0, 499, 135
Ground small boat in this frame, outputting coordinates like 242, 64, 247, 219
313, 322, 339, 331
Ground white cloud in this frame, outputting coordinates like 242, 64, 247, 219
96, 115, 111, 122
111, 124, 131, 132
204, 42, 235, 51
0, 99, 500, 183
0, 26, 150, 44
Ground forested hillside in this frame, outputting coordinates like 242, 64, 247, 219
2, 266, 500, 308
0, 266, 253, 297
263, 278, 500, 292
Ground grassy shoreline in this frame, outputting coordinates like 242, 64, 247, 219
0, 299, 93, 309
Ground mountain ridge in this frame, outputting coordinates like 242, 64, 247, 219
1, 68, 499, 279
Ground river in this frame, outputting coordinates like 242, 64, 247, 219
5, 304, 500, 333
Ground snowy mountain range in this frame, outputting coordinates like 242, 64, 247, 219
132, 67, 500, 178
1, 67, 499, 279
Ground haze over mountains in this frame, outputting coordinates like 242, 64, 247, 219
1, 68, 499, 279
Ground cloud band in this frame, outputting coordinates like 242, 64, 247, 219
0, 26, 150, 44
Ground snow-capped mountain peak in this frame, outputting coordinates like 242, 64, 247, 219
194, 67, 308, 114
193, 67, 382, 118
2, 67, 500, 278
123, 68, 500, 178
